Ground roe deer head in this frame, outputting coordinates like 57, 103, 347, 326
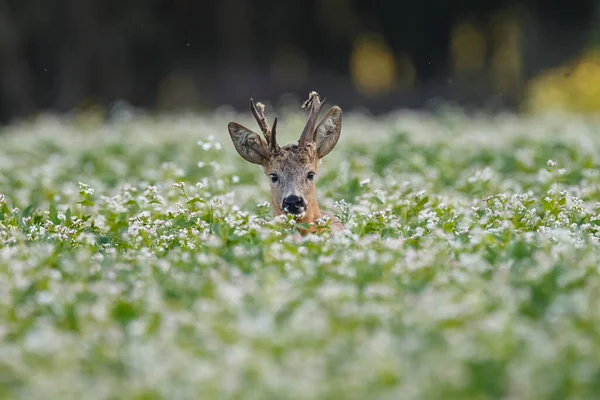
227, 91, 343, 235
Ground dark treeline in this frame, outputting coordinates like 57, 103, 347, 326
0, 0, 597, 123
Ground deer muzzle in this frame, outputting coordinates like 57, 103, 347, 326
282, 195, 306, 217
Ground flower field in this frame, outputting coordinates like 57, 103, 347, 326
1, 107, 600, 399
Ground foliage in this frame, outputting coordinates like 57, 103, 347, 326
525, 48, 600, 113
1, 109, 600, 399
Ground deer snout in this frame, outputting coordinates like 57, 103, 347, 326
282, 195, 306, 216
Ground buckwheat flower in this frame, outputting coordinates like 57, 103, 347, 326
360, 178, 371, 186
315, 215, 330, 225
547, 159, 557, 167
78, 182, 95, 195
232, 175, 240, 183
197, 161, 205, 168
36, 291, 53, 305
273, 214, 288, 224
172, 182, 185, 189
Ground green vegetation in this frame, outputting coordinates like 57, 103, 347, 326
1, 109, 600, 399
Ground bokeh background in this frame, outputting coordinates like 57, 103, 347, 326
0, 0, 599, 124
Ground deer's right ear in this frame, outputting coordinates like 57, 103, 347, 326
228, 122, 270, 165
314, 106, 342, 159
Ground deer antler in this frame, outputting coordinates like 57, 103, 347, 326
298, 91, 326, 148
269, 116, 278, 153
250, 98, 279, 152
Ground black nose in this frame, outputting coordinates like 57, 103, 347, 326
282, 195, 306, 215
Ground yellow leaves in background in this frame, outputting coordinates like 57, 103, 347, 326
343, 5, 596, 116
525, 49, 600, 113
449, 8, 600, 114
450, 22, 486, 74
450, 11, 524, 99
350, 33, 415, 97
350, 34, 395, 96
490, 12, 523, 95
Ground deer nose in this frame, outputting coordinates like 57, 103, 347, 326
282, 195, 306, 215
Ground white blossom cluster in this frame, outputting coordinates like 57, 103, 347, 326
0, 110, 599, 399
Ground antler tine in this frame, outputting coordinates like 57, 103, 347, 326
270, 116, 279, 152
298, 91, 325, 148
249, 98, 271, 144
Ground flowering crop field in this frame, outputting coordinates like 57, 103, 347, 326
1, 107, 600, 399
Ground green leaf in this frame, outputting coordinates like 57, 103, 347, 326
186, 197, 207, 206
65, 207, 72, 226
111, 300, 138, 328
78, 199, 95, 207
49, 202, 59, 224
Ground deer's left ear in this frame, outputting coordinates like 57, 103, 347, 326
314, 106, 342, 159
228, 122, 270, 165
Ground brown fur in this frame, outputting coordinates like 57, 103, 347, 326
228, 93, 343, 236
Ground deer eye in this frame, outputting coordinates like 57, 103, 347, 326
269, 173, 279, 183
307, 172, 315, 181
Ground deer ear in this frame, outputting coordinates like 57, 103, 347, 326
314, 106, 342, 159
228, 122, 270, 165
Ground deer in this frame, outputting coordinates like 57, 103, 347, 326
227, 91, 344, 235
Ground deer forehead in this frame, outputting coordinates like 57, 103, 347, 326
267, 144, 318, 173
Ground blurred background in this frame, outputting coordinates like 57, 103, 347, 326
0, 0, 599, 124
